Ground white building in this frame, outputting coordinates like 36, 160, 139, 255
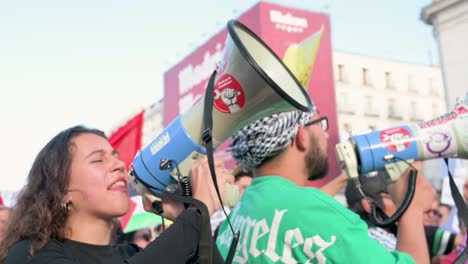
421, 0, 468, 108
333, 51, 445, 137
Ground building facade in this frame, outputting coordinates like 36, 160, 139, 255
422, 0, 468, 108
333, 51, 445, 140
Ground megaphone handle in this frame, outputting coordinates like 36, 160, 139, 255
369, 169, 417, 228
180, 176, 192, 209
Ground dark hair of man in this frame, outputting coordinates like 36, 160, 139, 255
0, 125, 106, 261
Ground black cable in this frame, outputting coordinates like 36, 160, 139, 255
369, 156, 417, 227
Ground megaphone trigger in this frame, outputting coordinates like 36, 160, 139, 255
335, 141, 359, 179
383, 160, 413, 182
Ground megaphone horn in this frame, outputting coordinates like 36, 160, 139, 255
130, 19, 313, 204
337, 93, 468, 181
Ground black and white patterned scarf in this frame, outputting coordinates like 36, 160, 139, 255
229, 108, 316, 168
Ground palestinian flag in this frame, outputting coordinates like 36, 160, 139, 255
120, 195, 166, 233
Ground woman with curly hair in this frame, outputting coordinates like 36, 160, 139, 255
0, 125, 229, 263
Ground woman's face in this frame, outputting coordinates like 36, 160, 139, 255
68, 133, 130, 220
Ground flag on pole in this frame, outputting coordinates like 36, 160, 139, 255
282, 25, 324, 88
109, 110, 144, 171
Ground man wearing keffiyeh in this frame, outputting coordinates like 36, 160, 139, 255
216, 106, 436, 264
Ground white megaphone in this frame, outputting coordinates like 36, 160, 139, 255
129, 20, 313, 207
336, 94, 468, 182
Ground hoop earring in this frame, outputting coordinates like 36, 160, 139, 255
61, 202, 71, 213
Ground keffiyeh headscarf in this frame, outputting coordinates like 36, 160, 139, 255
229, 108, 316, 169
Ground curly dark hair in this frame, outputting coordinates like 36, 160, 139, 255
0, 125, 106, 261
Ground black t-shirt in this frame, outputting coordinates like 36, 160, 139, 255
5, 209, 223, 263
5, 239, 138, 264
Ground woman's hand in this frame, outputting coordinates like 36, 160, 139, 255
141, 193, 184, 221
189, 156, 234, 216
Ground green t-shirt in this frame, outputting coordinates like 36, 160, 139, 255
216, 176, 414, 263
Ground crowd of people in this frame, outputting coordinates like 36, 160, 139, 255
0, 104, 466, 263
0, 58, 465, 263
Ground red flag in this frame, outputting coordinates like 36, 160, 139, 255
109, 110, 144, 170
0, 193, 4, 206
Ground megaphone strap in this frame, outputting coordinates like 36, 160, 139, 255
444, 158, 468, 264
203, 69, 239, 264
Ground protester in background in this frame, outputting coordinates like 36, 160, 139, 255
346, 170, 462, 260
153, 222, 172, 239
0, 125, 231, 263
431, 179, 468, 264
345, 171, 399, 251
424, 200, 443, 226
117, 228, 153, 249
211, 164, 253, 237
232, 164, 253, 197
0, 206, 12, 243
424, 200, 463, 260
438, 203, 452, 227
321, 171, 349, 197
216, 108, 436, 263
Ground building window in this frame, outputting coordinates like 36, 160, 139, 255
408, 75, 417, 93
364, 96, 378, 117
428, 78, 439, 95
337, 92, 354, 114
388, 98, 401, 119
337, 64, 347, 82
385, 71, 395, 89
362, 68, 372, 86
410, 100, 422, 121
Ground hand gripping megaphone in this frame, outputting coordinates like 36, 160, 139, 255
129, 20, 312, 208
337, 94, 468, 228
336, 94, 468, 181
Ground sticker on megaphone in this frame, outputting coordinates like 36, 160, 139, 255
336, 94, 468, 180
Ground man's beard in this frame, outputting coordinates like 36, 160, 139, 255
305, 133, 329, 181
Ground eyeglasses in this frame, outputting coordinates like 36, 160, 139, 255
304, 116, 328, 131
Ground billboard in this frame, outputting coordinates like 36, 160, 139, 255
163, 2, 338, 186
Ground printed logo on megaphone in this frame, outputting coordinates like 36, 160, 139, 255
379, 127, 412, 152
213, 74, 245, 114
425, 131, 452, 157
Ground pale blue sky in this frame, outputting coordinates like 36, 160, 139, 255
0, 0, 436, 190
